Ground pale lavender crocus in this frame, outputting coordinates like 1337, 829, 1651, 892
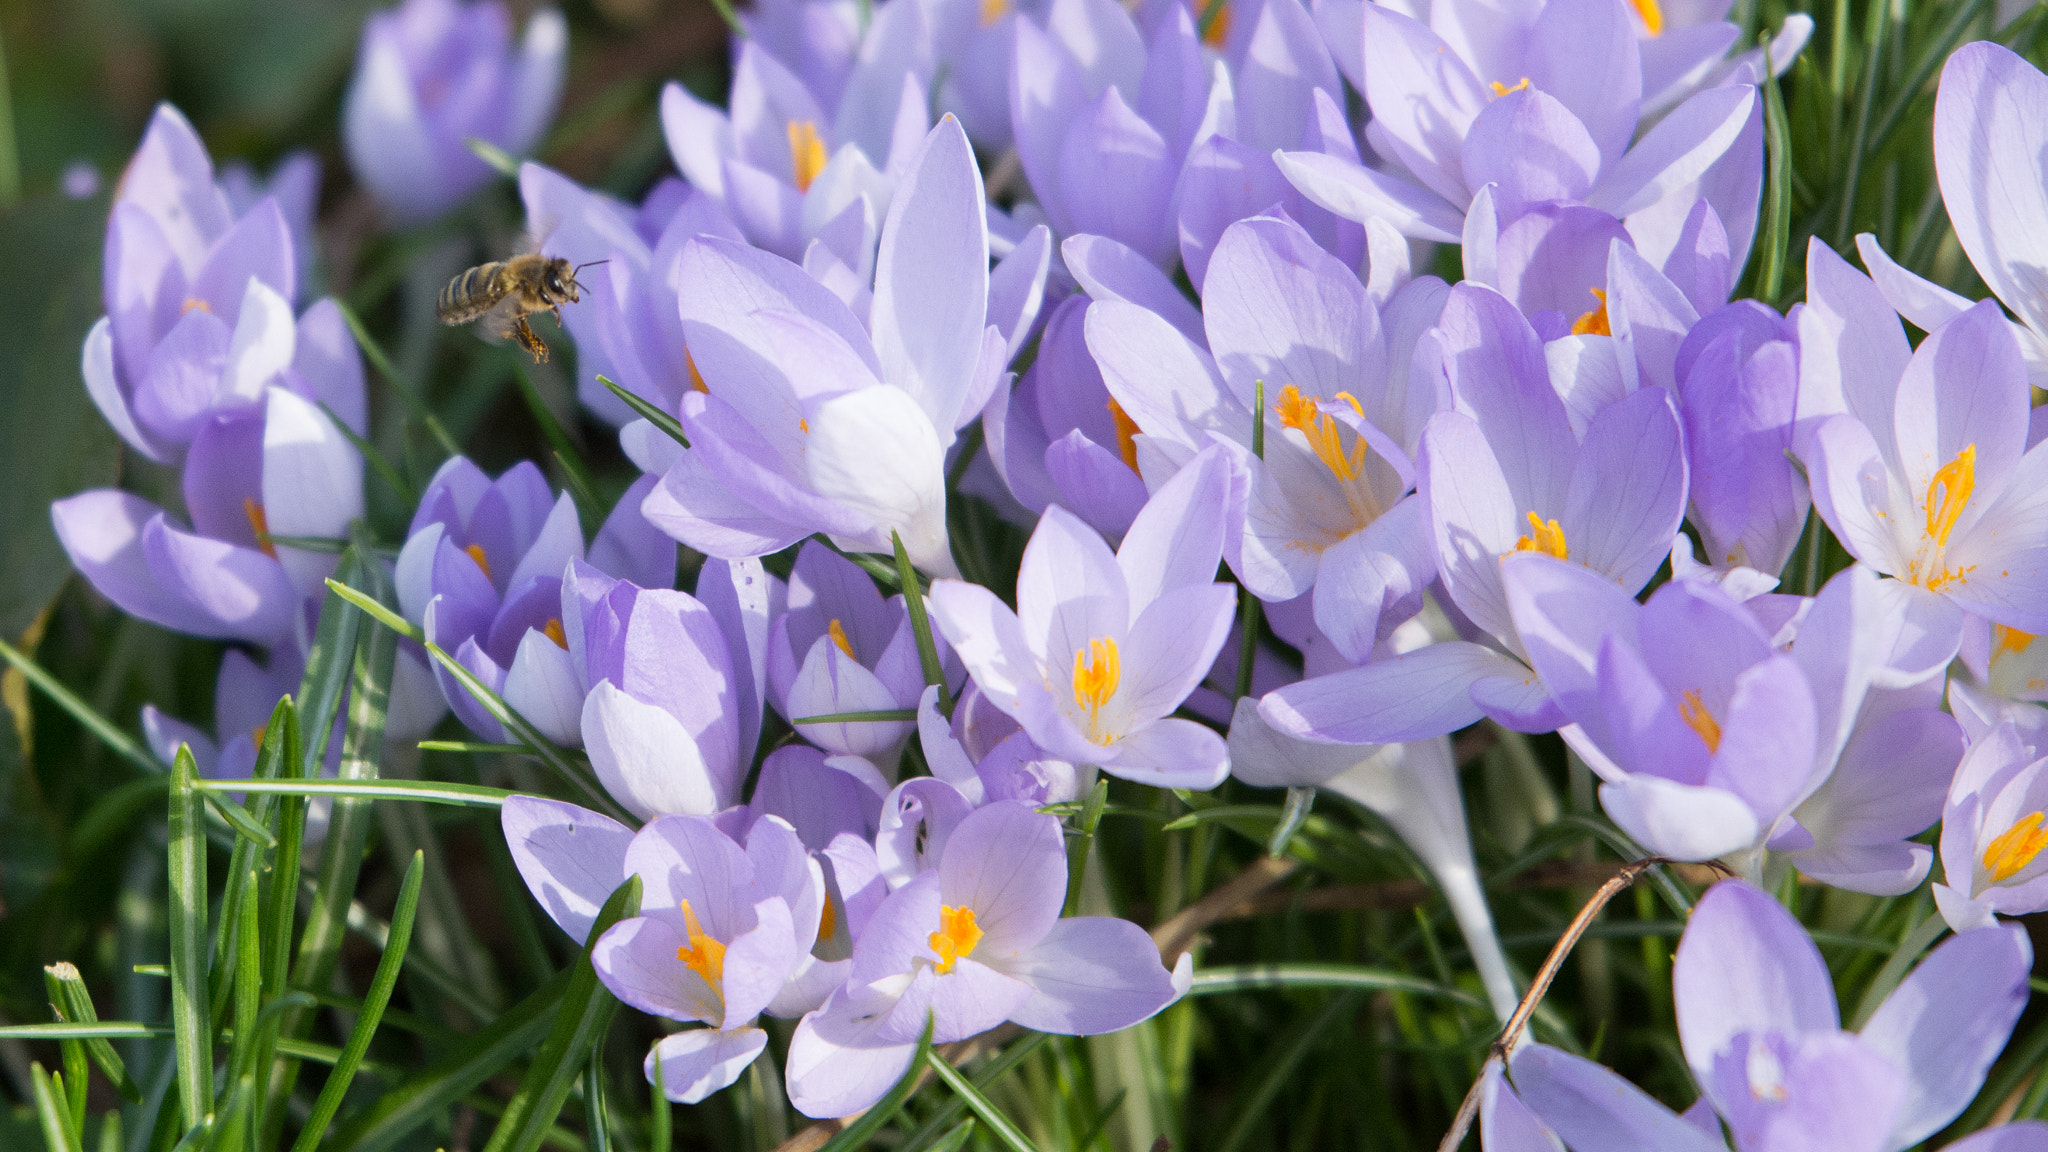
1958, 616, 2048, 706
928, 445, 1239, 788
1933, 723, 2048, 931
1085, 214, 1443, 663
143, 647, 307, 786
1511, 879, 2032, 1152
641, 116, 1002, 577
1260, 282, 1687, 744
744, 743, 886, 851
783, 801, 1189, 1117
343, 0, 566, 224
220, 151, 321, 303
769, 541, 957, 766
1796, 246, 2048, 637
54, 387, 362, 648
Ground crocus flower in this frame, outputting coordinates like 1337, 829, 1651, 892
642, 116, 998, 577
1958, 616, 2048, 706
220, 151, 321, 303
1260, 282, 1687, 744
1933, 722, 2048, 931
55, 387, 362, 647
394, 459, 675, 746
918, 683, 1083, 808
929, 445, 1239, 788
783, 801, 1189, 1117
1671, 298, 1805, 583
1085, 214, 1442, 662
744, 743, 886, 851
343, 0, 566, 224
1512, 879, 2032, 1152
768, 541, 957, 766
1797, 250, 2048, 637
143, 647, 307, 786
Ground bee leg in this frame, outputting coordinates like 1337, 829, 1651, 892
551, 307, 564, 330
512, 316, 549, 364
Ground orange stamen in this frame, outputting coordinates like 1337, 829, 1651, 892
1995, 624, 2036, 657
542, 618, 567, 650
1678, 689, 1722, 754
1984, 812, 2048, 883
674, 899, 727, 986
1512, 512, 1568, 559
1489, 77, 1532, 98
1274, 384, 1370, 481
1072, 637, 1120, 741
1107, 398, 1143, 474
1571, 288, 1611, 336
827, 618, 857, 660
464, 543, 492, 580
243, 498, 277, 559
787, 121, 828, 194
1629, 0, 1664, 35
929, 904, 984, 974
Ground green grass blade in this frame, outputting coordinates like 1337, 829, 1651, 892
1757, 43, 1794, 305
324, 968, 576, 1152
418, 740, 531, 755
893, 530, 954, 715
223, 859, 262, 1097
196, 778, 513, 807
512, 361, 604, 529
1864, 0, 1991, 159
32, 1062, 85, 1152
317, 400, 417, 504
582, 1052, 611, 1152
334, 298, 462, 457
199, 1073, 255, 1152
924, 1043, 1045, 1152
1833, 0, 1890, 246
0, 1022, 169, 1039
597, 375, 688, 448
289, 851, 426, 1152
1065, 778, 1109, 916
895, 1031, 1051, 1151
1214, 990, 1367, 1152
42, 966, 91, 1128
166, 746, 213, 1130
922, 1120, 976, 1152
816, 1016, 935, 1152
198, 790, 277, 847
1186, 964, 1485, 1009
0, 634, 160, 775
649, 1051, 671, 1152
300, 549, 367, 777
43, 963, 143, 1101
480, 876, 643, 1152
1266, 787, 1315, 860
791, 709, 920, 724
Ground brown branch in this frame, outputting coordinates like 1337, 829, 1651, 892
1150, 855, 1300, 962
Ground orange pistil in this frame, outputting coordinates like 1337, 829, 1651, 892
980, 0, 1010, 24
788, 120, 828, 194
1915, 443, 1977, 591
1995, 624, 2036, 658
1107, 398, 1143, 474
542, 618, 568, 650
181, 297, 213, 315
1678, 689, 1722, 754
1072, 637, 1120, 741
1571, 288, 1611, 336
1274, 384, 1371, 482
1629, 0, 1665, 35
827, 618, 857, 659
686, 349, 710, 394
243, 498, 278, 559
1983, 811, 2048, 883
1512, 512, 1568, 560
1489, 77, 1532, 99
464, 543, 493, 580
674, 899, 727, 986
818, 896, 837, 942
929, 904, 984, 974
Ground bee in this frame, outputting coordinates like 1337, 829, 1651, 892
436, 253, 605, 363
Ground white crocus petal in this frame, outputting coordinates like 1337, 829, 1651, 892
506, 493, 586, 594
261, 387, 362, 598
870, 116, 989, 435
582, 681, 722, 820
1599, 775, 1761, 862
395, 523, 446, 625
221, 277, 297, 406
342, 23, 441, 219
804, 387, 956, 577
82, 317, 165, 461
503, 630, 586, 748
621, 418, 687, 476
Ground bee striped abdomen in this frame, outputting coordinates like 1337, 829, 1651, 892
437, 262, 507, 324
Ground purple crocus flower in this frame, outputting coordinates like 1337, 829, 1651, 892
1511, 879, 2032, 1152
143, 647, 306, 786
55, 387, 363, 647
343, 0, 566, 224
1260, 282, 1687, 744
1796, 250, 2048, 637
768, 541, 958, 766
1933, 722, 2048, 931
919, 683, 1083, 808
744, 743, 886, 851
394, 458, 677, 747
1670, 298, 1805, 583
220, 151, 321, 304
928, 446, 1240, 788
642, 116, 1001, 577
1958, 616, 2048, 706
1085, 214, 1443, 662
783, 801, 1189, 1118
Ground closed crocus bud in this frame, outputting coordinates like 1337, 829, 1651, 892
343, 0, 566, 224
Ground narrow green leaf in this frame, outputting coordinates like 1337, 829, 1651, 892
198, 788, 277, 847
0, 634, 160, 775
582, 1052, 612, 1152
196, 778, 513, 807
1756, 40, 1793, 305
1162, 804, 1282, 833
334, 298, 462, 457
512, 360, 604, 529
649, 1050, 671, 1152
816, 1016, 935, 1152
41, 967, 90, 1128
923, 1120, 977, 1152
259, 532, 349, 554
703, 0, 745, 36
1214, 990, 1366, 1152
893, 530, 954, 715
166, 746, 213, 1130
1848, 910, 1948, 1030
480, 876, 643, 1152
96, 1111, 121, 1152
200, 1073, 256, 1152
69, 775, 170, 861
31, 1063, 84, 1152
1833, 0, 1889, 245
42, 963, 143, 1101
223, 860, 263, 1099
324, 969, 576, 1152
792, 709, 920, 724
925, 1043, 1045, 1152
1864, 0, 1992, 159
465, 135, 522, 176
0, 1022, 169, 1039
895, 1031, 1050, 1151
598, 375, 689, 447
1065, 778, 1110, 916
290, 851, 426, 1152
418, 740, 532, 755
317, 400, 416, 503
254, 698, 306, 1091
1187, 964, 1485, 1008
1266, 787, 1316, 859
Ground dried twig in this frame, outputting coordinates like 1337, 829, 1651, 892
1150, 855, 1300, 962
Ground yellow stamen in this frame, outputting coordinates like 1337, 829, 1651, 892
929, 904, 984, 974
1629, 0, 1664, 35
674, 898, 727, 986
1072, 636, 1120, 740
1107, 398, 1143, 474
1201, 0, 1231, 47
799, 417, 810, 434
1570, 288, 1611, 336
1983, 811, 2048, 883
1916, 444, 1977, 592
827, 618, 857, 659
1274, 384, 1370, 481
818, 896, 836, 942
1489, 77, 1532, 98
243, 498, 278, 559
181, 297, 212, 315
686, 349, 709, 394
1995, 624, 2036, 657
980, 0, 1009, 24
1512, 511, 1568, 559
1678, 689, 1722, 754
787, 120, 828, 194
542, 617, 567, 650
464, 543, 492, 580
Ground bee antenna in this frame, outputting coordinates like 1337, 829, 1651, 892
572, 260, 610, 274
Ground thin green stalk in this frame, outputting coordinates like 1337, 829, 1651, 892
896, 1031, 1053, 1151
334, 299, 461, 456
582, 1053, 612, 1152
0, 635, 160, 775
1267, 787, 1316, 859
0, 20, 19, 207
32, 1063, 84, 1152
224, 860, 262, 1100
42, 968, 90, 1130
1757, 42, 1794, 305
197, 777, 512, 807
1188, 964, 1485, 1009
649, 1051, 671, 1152
598, 375, 688, 447
925, 1046, 1045, 1152
290, 852, 426, 1152
318, 400, 417, 504
512, 361, 603, 530
793, 709, 921, 724
42, 963, 142, 1101
815, 1017, 935, 1152
1216, 990, 1367, 1152
166, 747, 213, 1131
1864, 0, 1992, 159
1834, 0, 1891, 246
894, 531, 955, 716
1065, 778, 1110, 916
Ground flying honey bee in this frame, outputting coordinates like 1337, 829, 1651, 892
436, 253, 605, 364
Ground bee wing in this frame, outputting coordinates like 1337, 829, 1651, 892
475, 294, 530, 340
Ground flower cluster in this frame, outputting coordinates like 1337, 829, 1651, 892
57, 0, 2048, 1133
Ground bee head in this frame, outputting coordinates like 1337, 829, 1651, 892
543, 258, 577, 304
